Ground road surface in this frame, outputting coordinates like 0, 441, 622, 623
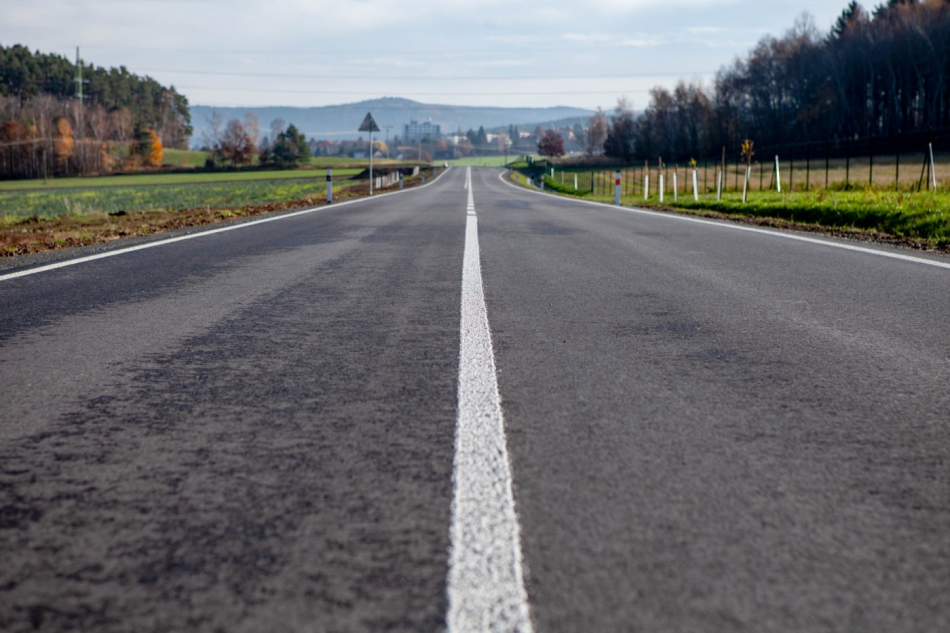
1, 167, 948, 632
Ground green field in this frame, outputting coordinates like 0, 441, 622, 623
0, 177, 342, 219
448, 156, 520, 167
162, 149, 210, 167
0, 168, 361, 192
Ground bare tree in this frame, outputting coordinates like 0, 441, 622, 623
244, 112, 260, 152
538, 129, 565, 158
585, 108, 607, 156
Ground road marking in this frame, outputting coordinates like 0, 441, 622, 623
466, 168, 476, 215
499, 171, 950, 271
448, 178, 533, 633
0, 168, 452, 283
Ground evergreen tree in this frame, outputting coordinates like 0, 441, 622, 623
271, 124, 311, 168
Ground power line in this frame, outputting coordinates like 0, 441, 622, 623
178, 86, 653, 96
136, 68, 719, 81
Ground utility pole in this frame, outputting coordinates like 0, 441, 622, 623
75, 47, 84, 171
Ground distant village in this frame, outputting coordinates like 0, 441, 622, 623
308, 119, 584, 162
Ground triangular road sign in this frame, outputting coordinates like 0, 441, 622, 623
358, 112, 380, 133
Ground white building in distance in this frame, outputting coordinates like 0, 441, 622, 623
403, 120, 441, 141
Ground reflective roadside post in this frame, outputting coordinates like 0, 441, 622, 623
326, 169, 332, 203
614, 171, 621, 205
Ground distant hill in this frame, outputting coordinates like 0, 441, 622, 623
190, 98, 594, 147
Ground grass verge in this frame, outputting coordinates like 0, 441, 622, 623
506, 169, 950, 252
0, 173, 431, 257
0, 168, 363, 193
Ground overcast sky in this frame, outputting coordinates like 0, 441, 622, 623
2, 0, 849, 111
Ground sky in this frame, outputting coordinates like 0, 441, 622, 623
1, 0, 851, 112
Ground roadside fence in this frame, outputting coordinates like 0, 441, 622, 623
539, 127, 950, 201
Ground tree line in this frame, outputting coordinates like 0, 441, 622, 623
202, 114, 315, 169
627, 0, 950, 163
0, 44, 191, 179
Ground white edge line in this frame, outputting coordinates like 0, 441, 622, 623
0, 167, 452, 282
498, 170, 950, 271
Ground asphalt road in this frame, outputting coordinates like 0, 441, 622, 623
1, 167, 948, 632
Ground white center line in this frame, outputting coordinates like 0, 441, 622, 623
448, 174, 533, 633
466, 167, 476, 214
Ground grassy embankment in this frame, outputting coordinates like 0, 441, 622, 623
509, 160, 950, 250
0, 161, 425, 256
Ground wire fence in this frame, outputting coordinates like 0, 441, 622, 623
539, 127, 950, 199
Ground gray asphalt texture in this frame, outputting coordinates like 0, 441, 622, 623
2, 167, 949, 632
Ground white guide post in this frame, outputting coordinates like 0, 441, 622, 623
614, 171, 621, 205
692, 169, 699, 201
644, 174, 649, 200
775, 155, 782, 193
659, 174, 664, 203
717, 170, 723, 201
930, 143, 937, 192
326, 169, 332, 203
673, 172, 678, 202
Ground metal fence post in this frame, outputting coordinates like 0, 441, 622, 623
846, 138, 851, 189
789, 144, 794, 192
805, 142, 811, 191
825, 140, 830, 189
895, 131, 901, 190
929, 141, 937, 192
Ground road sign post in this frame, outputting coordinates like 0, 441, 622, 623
359, 113, 380, 195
